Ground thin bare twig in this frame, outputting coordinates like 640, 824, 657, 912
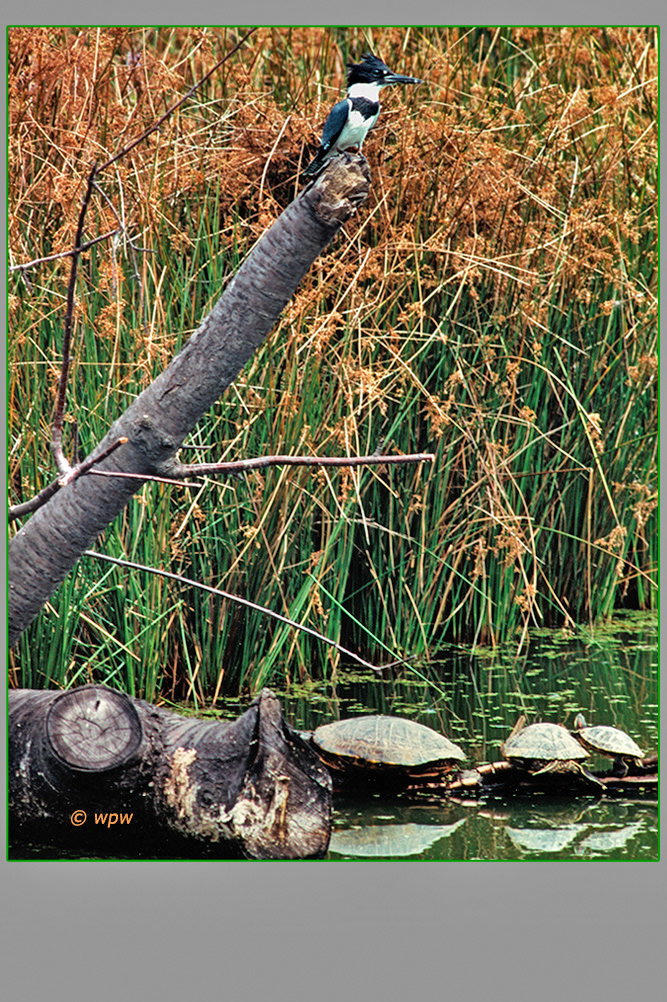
88, 470, 203, 488
84, 550, 409, 674
50, 164, 99, 477
58, 437, 128, 485
98, 27, 258, 172
83, 451, 434, 487
71, 420, 79, 466
8, 438, 128, 522
169, 451, 436, 478
9, 229, 120, 273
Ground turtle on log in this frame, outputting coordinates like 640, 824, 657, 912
572, 714, 645, 776
501, 717, 603, 789
310, 714, 466, 789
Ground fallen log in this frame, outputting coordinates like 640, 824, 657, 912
9, 685, 332, 859
441, 760, 657, 798
305, 739, 658, 799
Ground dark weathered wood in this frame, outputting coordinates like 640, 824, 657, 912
9, 685, 332, 859
8, 688, 164, 838
46, 685, 143, 771
157, 689, 332, 860
8, 157, 370, 646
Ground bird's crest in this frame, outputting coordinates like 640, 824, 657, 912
346, 52, 391, 83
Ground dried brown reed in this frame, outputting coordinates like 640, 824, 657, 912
9, 27, 657, 698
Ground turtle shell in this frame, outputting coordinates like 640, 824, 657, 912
501, 722, 589, 765
573, 722, 643, 761
312, 715, 466, 773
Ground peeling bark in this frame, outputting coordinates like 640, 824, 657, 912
9, 685, 333, 859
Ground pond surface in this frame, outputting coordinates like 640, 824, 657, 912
13, 612, 658, 862
228, 609, 658, 862
326, 796, 657, 861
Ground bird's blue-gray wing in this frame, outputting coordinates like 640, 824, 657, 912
319, 99, 350, 151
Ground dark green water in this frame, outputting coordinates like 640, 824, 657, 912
326, 797, 657, 861
13, 612, 658, 861
264, 609, 659, 861
273, 610, 658, 757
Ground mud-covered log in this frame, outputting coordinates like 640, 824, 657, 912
9, 685, 332, 859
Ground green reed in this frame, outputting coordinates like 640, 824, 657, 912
9, 27, 657, 700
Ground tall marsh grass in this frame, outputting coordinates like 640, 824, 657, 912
8, 27, 658, 700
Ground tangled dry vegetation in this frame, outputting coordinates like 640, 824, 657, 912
9, 27, 658, 700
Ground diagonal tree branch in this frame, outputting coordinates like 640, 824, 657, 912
8, 155, 371, 647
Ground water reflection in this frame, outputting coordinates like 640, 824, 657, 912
575, 822, 644, 856
243, 611, 660, 862
501, 798, 654, 859
330, 818, 466, 858
505, 825, 586, 853
325, 796, 657, 861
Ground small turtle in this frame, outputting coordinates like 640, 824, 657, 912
311, 715, 465, 787
572, 714, 644, 776
501, 716, 602, 787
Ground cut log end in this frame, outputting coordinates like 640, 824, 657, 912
46, 685, 143, 772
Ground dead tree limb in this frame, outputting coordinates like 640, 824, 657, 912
166, 451, 436, 479
50, 164, 99, 478
9, 449, 433, 522
8, 157, 371, 646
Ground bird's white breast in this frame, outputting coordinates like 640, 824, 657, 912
334, 100, 380, 151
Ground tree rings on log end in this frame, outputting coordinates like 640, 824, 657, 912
46, 685, 143, 772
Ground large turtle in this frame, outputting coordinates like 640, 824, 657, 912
572, 714, 644, 776
311, 715, 466, 787
500, 717, 602, 787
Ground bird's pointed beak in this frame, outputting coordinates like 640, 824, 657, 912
383, 73, 424, 87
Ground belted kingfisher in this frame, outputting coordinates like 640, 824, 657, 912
303, 52, 422, 178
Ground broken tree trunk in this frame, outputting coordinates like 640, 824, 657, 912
9, 684, 333, 859
9, 157, 370, 646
